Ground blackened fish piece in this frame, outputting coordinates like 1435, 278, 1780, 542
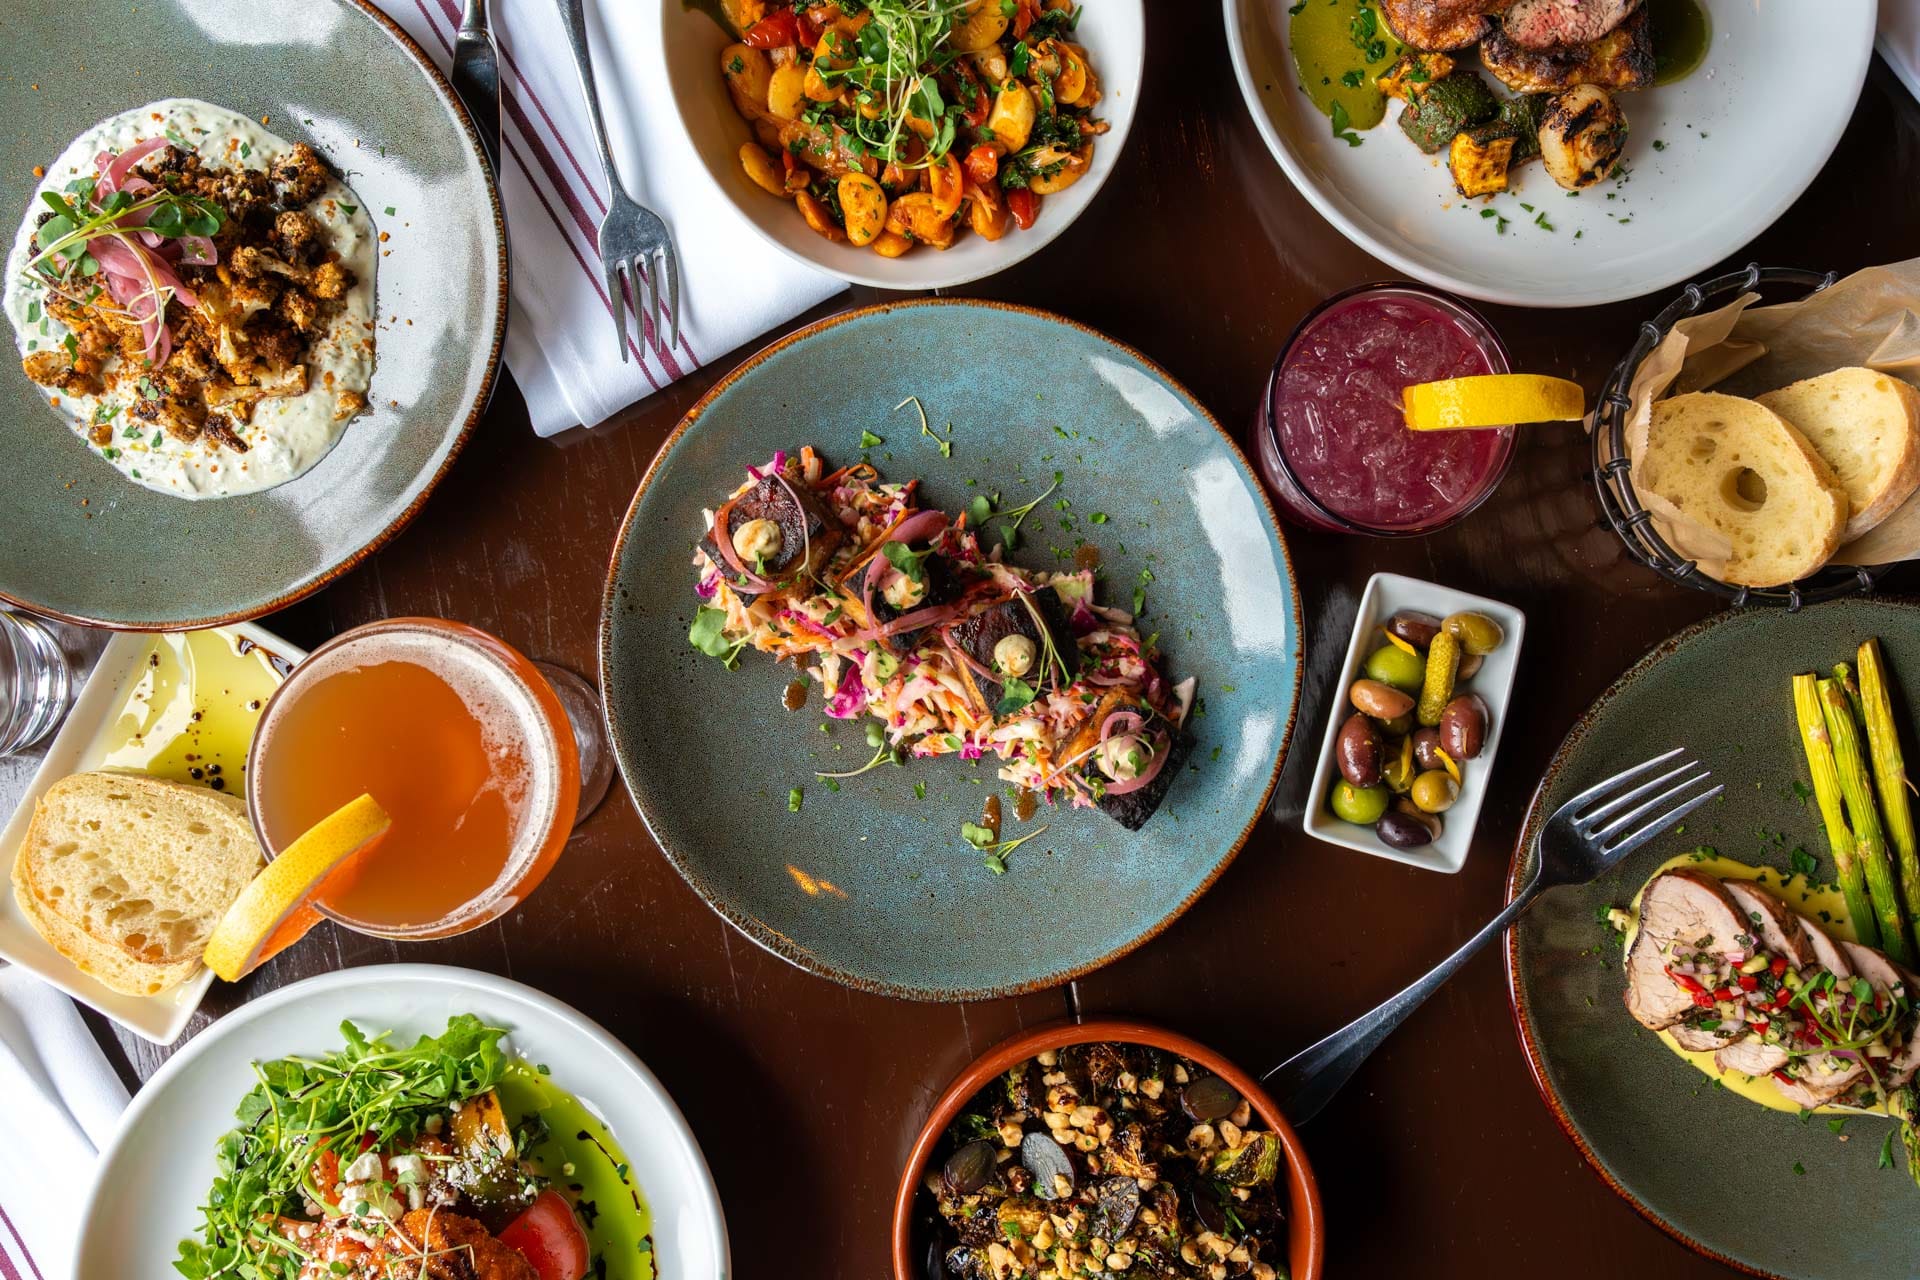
1088, 732, 1192, 832
950, 590, 1081, 707
698, 474, 840, 606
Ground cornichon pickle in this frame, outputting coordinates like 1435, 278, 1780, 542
1442, 611, 1504, 656
1417, 631, 1460, 727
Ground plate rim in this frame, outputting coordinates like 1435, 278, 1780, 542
1500, 598, 1920, 1279
0, 0, 509, 633
73, 962, 733, 1276
597, 296, 1303, 1001
1220, 0, 1877, 309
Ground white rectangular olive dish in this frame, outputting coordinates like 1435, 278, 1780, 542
0, 622, 303, 1044
1303, 573, 1525, 874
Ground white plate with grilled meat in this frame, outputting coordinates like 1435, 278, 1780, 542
1224, 0, 1876, 307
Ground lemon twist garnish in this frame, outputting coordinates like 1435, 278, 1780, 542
1402, 374, 1586, 431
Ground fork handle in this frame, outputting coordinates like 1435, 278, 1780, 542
552, 0, 626, 194
1263, 879, 1542, 1124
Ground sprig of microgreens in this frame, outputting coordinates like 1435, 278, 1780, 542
813, 0, 973, 167
966, 471, 1061, 552
24, 183, 222, 283
689, 605, 748, 668
173, 1016, 508, 1280
961, 820, 1050, 874
817, 719, 905, 779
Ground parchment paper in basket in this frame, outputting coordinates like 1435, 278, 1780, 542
1600, 258, 1920, 580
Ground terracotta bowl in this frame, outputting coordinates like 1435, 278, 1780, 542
892, 1018, 1325, 1280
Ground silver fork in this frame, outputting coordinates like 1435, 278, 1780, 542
553, 0, 680, 362
1266, 747, 1724, 1123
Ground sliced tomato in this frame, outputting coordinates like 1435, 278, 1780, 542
742, 10, 800, 47
499, 1190, 590, 1280
1006, 187, 1038, 229
964, 143, 1001, 184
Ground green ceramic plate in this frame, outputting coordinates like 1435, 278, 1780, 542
599, 300, 1302, 1000
1508, 599, 1920, 1278
0, 0, 504, 630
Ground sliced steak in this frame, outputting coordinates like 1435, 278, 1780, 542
1499, 0, 1641, 49
1624, 871, 1748, 1031
698, 473, 840, 606
1716, 1038, 1789, 1079
1722, 880, 1814, 967
948, 591, 1080, 710
1481, 7, 1652, 93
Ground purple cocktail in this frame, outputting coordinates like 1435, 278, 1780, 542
1255, 284, 1514, 535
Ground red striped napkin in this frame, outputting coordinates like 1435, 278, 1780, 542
385, 0, 846, 435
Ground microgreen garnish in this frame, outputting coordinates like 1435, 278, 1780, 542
817, 719, 904, 779
689, 605, 747, 668
961, 821, 1050, 875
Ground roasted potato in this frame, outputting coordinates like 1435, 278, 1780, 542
837, 174, 888, 246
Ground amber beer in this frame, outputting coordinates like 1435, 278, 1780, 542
247, 619, 580, 936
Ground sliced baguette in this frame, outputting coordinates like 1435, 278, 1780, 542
1641, 391, 1848, 587
17, 771, 262, 966
1757, 367, 1920, 541
11, 870, 200, 997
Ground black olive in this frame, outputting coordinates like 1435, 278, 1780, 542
1090, 1176, 1142, 1240
942, 1139, 996, 1196
1190, 1183, 1228, 1235
1181, 1074, 1241, 1122
1020, 1130, 1077, 1200
1377, 808, 1437, 849
941, 1244, 974, 1280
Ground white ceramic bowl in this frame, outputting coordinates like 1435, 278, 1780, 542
1223, 0, 1875, 307
0, 622, 302, 1044
650, 1, 1145, 289
1303, 573, 1524, 874
76, 965, 731, 1279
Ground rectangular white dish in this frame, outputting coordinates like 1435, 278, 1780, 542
1303, 573, 1525, 874
0, 622, 303, 1044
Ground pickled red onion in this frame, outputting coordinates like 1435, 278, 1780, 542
1103, 731, 1170, 795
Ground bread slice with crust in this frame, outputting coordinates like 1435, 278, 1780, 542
1640, 392, 1847, 587
11, 870, 200, 997
15, 771, 262, 967
1757, 367, 1920, 541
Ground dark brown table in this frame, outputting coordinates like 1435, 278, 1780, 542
62, 14, 1920, 1277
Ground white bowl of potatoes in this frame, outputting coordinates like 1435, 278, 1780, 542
652, 0, 1145, 289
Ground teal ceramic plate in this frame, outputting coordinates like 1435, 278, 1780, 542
1507, 599, 1920, 1278
600, 300, 1302, 999
0, 0, 504, 630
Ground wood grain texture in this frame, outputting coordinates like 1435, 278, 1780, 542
12, 15, 1912, 1279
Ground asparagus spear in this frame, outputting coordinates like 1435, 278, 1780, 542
1795, 673, 1880, 949
1856, 639, 1920, 957
1821, 671, 1914, 964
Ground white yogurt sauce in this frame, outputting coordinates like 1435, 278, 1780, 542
3, 99, 378, 500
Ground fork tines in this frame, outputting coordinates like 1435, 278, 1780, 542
1573, 749, 1724, 857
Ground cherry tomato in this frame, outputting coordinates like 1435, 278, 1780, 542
964, 144, 1002, 184
499, 1190, 590, 1280
951, 61, 990, 127
1006, 187, 1038, 229
743, 11, 800, 47
1013, 0, 1040, 39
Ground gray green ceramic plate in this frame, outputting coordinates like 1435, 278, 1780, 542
600, 300, 1302, 1000
0, 0, 504, 630
1507, 599, 1920, 1278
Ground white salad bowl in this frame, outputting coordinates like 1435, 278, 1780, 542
1303, 573, 1524, 874
76, 965, 731, 1279
647, 0, 1145, 289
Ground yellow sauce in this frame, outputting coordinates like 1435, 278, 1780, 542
86, 629, 291, 797
1288, 0, 1403, 131
1625, 854, 1887, 1117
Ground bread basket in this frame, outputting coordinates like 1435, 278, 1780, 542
1591, 262, 1885, 610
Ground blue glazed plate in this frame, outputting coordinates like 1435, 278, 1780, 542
0, 0, 503, 630
600, 300, 1302, 1000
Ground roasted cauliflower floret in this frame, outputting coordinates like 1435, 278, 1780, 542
130, 392, 210, 442
307, 260, 352, 301
272, 208, 321, 257
268, 141, 332, 206
22, 350, 102, 398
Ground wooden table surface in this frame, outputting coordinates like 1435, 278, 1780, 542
12, 12, 1920, 1278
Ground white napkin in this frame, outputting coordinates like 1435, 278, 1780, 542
0, 968, 129, 1280
1882, 0, 1920, 104
382, 0, 846, 435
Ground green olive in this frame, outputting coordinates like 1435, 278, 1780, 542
1380, 736, 1417, 794
1330, 779, 1390, 825
1363, 644, 1425, 694
1377, 711, 1414, 737
1443, 611, 1504, 656
1410, 769, 1460, 814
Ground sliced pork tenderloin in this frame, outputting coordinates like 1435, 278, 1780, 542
1716, 1038, 1790, 1079
1671, 1019, 1746, 1053
1773, 1055, 1868, 1110
1625, 871, 1750, 1031
1723, 880, 1814, 967
1797, 915, 1855, 979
